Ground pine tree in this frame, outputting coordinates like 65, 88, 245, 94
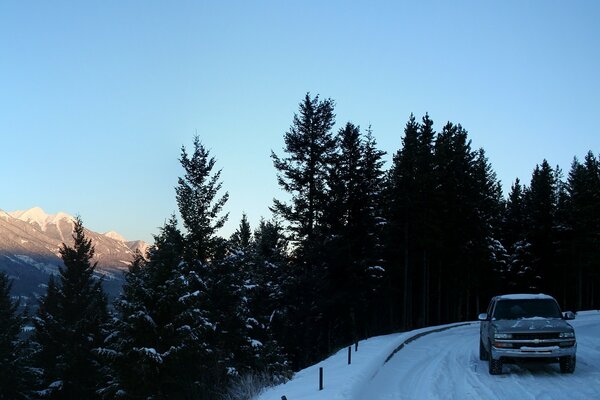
100, 217, 217, 399
271, 93, 336, 250
248, 220, 290, 379
523, 160, 559, 293
322, 122, 387, 342
270, 93, 336, 368
384, 114, 420, 329
384, 114, 438, 328
0, 273, 33, 400
564, 152, 600, 309
176, 136, 229, 263
229, 213, 252, 252
502, 179, 533, 290
33, 216, 108, 399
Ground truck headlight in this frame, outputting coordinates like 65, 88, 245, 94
494, 333, 513, 339
559, 332, 575, 338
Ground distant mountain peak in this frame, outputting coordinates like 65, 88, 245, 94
1, 206, 149, 301
104, 231, 127, 242
9, 207, 74, 231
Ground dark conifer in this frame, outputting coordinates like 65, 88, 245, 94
564, 152, 600, 309
229, 213, 252, 252
100, 217, 218, 399
33, 216, 108, 399
271, 93, 336, 249
0, 273, 33, 400
176, 136, 229, 262
523, 160, 559, 292
270, 93, 336, 368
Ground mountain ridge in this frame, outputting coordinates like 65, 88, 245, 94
0, 206, 149, 302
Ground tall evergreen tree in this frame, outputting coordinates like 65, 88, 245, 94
564, 152, 600, 309
100, 217, 218, 399
271, 93, 336, 249
33, 217, 108, 399
322, 122, 387, 342
270, 93, 336, 368
176, 136, 229, 262
502, 178, 533, 290
523, 160, 559, 293
384, 114, 438, 328
229, 213, 252, 252
0, 273, 32, 400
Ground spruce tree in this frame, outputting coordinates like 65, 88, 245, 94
565, 152, 600, 309
502, 179, 533, 290
0, 273, 32, 400
271, 93, 336, 249
270, 93, 336, 368
176, 136, 229, 262
248, 219, 290, 379
229, 213, 252, 252
100, 217, 217, 399
384, 114, 438, 328
524, 160, 559, 293
33, 216, 108, 399
323, 122, 387, 342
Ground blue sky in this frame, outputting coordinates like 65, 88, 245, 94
1, 1, 599, 243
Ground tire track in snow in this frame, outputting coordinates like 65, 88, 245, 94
355, 316, 600, 400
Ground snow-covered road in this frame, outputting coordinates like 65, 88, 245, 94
355, 313, 600, 400
257, 311, 600, 400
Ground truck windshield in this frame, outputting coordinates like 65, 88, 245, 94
493, 299, 562, 320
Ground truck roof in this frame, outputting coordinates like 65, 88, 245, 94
495, 293, 555, 300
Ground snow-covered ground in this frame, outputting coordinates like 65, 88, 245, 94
257, 311, 600, 400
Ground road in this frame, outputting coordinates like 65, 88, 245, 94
355, 313, 600, 400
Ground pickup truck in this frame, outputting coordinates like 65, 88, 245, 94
479, 294, 576, 375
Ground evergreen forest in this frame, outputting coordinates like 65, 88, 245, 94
1, 94, 599, 399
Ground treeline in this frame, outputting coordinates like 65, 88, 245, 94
1, 94, 599, 399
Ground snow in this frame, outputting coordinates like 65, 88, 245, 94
9, 206, 74, 231
104, 230, 127, 242
256, 311, 600, 400
497, 293, 554, 300
0, 209, 10, 220
11, 255, 56, 274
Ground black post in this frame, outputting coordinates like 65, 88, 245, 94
281, 397, 288, 400
319, 367, 323, 390
355, 340, 359, 352
348, 346, 352, 365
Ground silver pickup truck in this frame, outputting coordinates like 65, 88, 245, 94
479, 294, 576, 375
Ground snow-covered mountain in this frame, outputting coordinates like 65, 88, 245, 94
0, 207, 148, 302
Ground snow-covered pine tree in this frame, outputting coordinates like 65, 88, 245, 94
0, 272, 33, 400
502, 179, 533, 290
99, 217, 217, 399
228, 218, 291, 384
33, 216, 108, 399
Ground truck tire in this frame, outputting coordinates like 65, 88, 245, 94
559, 356, 576, 373
489, 353, 503, 375
479, 339, 488, 361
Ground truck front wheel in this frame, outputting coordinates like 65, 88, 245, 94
559, 356, 576, 373
479, 340, 488, 361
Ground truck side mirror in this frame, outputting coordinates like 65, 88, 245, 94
478, 313, 488, 321
563, 311, 576, 320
